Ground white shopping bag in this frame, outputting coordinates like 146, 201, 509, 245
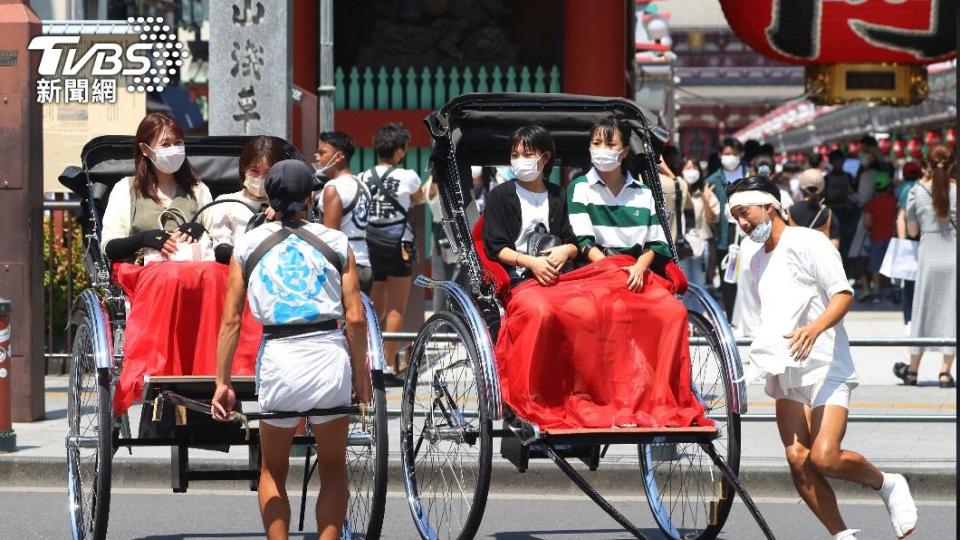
879, 238, 919, 281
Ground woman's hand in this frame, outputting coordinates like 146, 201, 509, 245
264, 206, 277, 221
352, 370, 373, 404
540, 246, 570, 271
160, 234, 179, 255
210, 382, 236, 421
621, 259, 649, 292
524, 254, 560, 286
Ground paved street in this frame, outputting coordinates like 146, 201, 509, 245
0, 487, 955, 539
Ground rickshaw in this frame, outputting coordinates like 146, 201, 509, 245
59, 135, 388, 540
399, 94, 775, 540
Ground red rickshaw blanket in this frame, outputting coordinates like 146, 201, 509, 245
494, 255, 711, 430
112, 261, 261, 414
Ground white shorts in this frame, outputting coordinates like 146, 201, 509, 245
257, 330, 352, 429
766, 377, 857, 410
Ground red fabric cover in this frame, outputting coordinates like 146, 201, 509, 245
112, 262, 262, 414
662, 260, 688, 296
494, 255, 709, 429
471, 216, 512, 299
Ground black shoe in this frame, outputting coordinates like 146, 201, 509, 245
893, 362, 918, 386
938, 372, 956, 389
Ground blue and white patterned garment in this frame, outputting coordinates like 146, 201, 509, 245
234, 221, 350, 326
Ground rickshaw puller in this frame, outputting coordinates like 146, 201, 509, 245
211, 159, 371, 540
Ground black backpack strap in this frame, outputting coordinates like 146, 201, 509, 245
340, 175, 368, 216
288, 226, 344, 275
367, 165, 406, 218
673, 178, 685, 240
243, 228, 292, 286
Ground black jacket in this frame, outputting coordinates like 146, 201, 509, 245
482, 181, 577, 277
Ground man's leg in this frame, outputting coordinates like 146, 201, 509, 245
809, 401, 917, 538
808, 405, 883, 489
383, 275, 412, 371
775, 399, 848, 534
259, 421, 298, 540
311, 416, 351, 540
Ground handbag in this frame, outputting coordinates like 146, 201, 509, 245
672, 179, 695, 259
879, 237, 919, 281
526, 223, 573, 273
139, 207, 215, 265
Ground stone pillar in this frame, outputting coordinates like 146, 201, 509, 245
209, 0, 292, 138
563, 0, 630, 97
0, 0, 44, 421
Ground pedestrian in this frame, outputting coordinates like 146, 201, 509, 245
782, 161, 804, 203
894, 161, 924, 328
728, 176, 917, 540
823, 150, 857, 272
786, 168, 841, 249
422, 162, 473, 311
705, 137, 748, 317
677, 157, 719, 289
211, 159, 371, 540
209, 136, 284, 263
361, 122, 425, 383
848, 138, 883, 290
861, 171, 897, 302
657, 145, 692, 244
894, 144, 957, 388
314, 131, 373, 294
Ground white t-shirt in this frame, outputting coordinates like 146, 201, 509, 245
317, 173, 371, 267
209, 189, 265, 247
747, 227, 859, 391
233, 221, 349, 326
513, 183, 550, 279
361, 165, 422, 241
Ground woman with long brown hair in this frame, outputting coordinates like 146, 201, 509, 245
101, 112, 213, 260
894, 144, 956, 388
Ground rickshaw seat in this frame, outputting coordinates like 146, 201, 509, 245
472, 215, 512, 298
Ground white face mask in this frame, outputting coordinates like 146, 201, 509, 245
149, 144, 186, 174
510, 156, 543, 183
721, 154, 741, 172
590, 148, 624, 172
314, 152, 341, 177
746, 215, 773, 243
244, 173, 266, 198
682, 169, 700, 184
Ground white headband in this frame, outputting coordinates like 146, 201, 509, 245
728, 190, 781, 211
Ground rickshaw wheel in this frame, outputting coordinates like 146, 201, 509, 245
345, 370, 388, 540
640, 311, 742, 540
400, 311, 492, 540
67, 315, 113, 540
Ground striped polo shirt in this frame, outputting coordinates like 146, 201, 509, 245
567, 169, 671, 258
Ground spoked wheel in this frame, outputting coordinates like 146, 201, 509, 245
400, 311, 492, 540
67, 316, 114, 540
640, 311, 741, 540
344, 370, 388, 540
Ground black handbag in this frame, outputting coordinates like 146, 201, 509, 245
526, 223, 573, 273
365, 166, 418, 262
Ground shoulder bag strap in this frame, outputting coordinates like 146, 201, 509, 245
809, 205, 828, 230
673, 179, 685, 239
341, 175, 367, 216
243, 227, 292, 286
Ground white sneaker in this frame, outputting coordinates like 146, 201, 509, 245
834, 529, 860, 540
879, 473, 918, 538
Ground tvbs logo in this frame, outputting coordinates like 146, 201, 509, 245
27, 17, 179, 104
28, 36, 151, 77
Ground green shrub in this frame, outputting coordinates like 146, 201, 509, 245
43, 215, 88, 352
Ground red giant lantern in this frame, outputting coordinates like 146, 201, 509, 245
947, 128, 957, 146
907, 139, 924, 159
719, 0, 956, 106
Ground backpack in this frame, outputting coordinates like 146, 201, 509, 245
824, 172, 853, 209
787, 203, 832, 239
364, 166, 416, 257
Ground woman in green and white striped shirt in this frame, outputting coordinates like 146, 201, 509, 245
567, 117, 672, 292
